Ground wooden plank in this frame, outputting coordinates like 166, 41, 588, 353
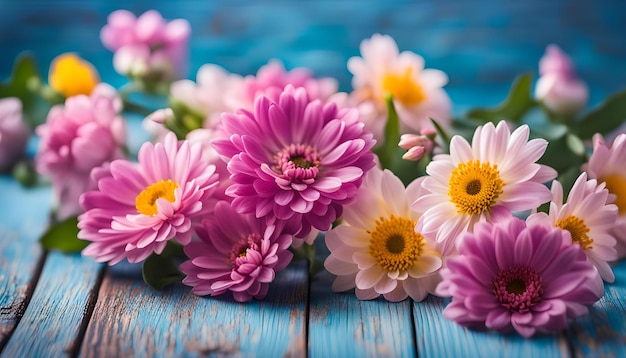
0, 175, 51, 348
412, 297, 570, 358
1, 253, 103, 357
567, 259, 626, 357
80, 260, 308, 357
308, 270, 416, 358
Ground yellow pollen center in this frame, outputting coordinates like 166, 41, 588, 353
368, 215, 424, 272
135, 180, 179, 216
556, 215, 593, 250
381, 67, 426, 106
600, 174, 626, 215
448, 160, 504, 215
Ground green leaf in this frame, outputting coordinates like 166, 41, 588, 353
466, 73, 536, 124
565, 133, 585, 157
571, 89, 626, 139
290, 242, 324, 276
374, 93, 401, 170
40, 216, 87, 253
142, 251, 185, 291
0, 54, 49, 128
537, 134, 584, 174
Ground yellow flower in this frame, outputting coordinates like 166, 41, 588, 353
49, 53, 100, 97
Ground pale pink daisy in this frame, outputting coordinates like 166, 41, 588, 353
180, 200, 295, 302
526, 172, 618, 282
212, 85, 376, 241
437, 213, 603, 338
583, 133, 626, 259
347, 34, 452, 141
412, 121, 557, 255
324, 168, 443, 302
78, 133, 219, 265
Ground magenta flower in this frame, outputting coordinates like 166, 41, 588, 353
101, 9, 191, 81
212, 86, 376, 240
36, 83, 126, 219
180, 200, 295, 302
436, 212, 603, 338
0, 97, 30, 172
78, 133, 219, 265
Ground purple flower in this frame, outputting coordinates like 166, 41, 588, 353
180, 201, 295, 302
212, 86, 376, 240
436, 212, 603, 338
35, 83, 126, 219
0, 97, 30, 172
78, 133, 219, 265
101, 9, 190, 82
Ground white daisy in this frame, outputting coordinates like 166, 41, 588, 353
526, 172, 618, 282
583, 133, 626, 259
324, 167, 443, 302
412, 121, 557, 255
347, 34, 451, 141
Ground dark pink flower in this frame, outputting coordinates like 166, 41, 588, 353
436, 212, 603, 338
78, 133, 219, 265
180, 201, 295, 302
212, 86, 376, 240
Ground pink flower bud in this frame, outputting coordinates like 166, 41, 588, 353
0, 97, 30, 171
398, 133, 434, 161
535, 45, 588, 116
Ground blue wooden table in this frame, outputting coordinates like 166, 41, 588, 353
2, 1, 626, 357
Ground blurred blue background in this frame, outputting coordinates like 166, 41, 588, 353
1, 0, 625, 112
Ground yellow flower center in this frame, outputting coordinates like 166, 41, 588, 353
448, 160, 504, 215
368, 215, 424, 272
381, 67, 426, 106
556, 215, 593, 250
600, 174, 626, 215
135, 180, 179, 216
49, 53, 100, 97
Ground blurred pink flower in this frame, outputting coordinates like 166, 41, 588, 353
101, 9, 191, 81
0, 97, 30, 172
583, 133, 626, 259
436, 213, 603, 338
535, 45, 588, 116
226, 60, 338, 110
180, 200, 295, 302
35, 83, 126, 219
78, 133, 219, 265
347, 34, 452, 142
212, 86, 376, 241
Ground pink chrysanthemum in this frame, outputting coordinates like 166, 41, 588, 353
180, 200, 295, 302
583, 133, 626, 258
347, 33, 452, 141
35, 83, 126, 219
412, 121, 557, 255
212, 85, 376, 240
78, 133, 219, 265
325, 168, 443, 302
436, 212, 603, 338
527, 172, 618, 282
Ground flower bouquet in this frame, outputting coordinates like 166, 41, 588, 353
2, 9, 626, 339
